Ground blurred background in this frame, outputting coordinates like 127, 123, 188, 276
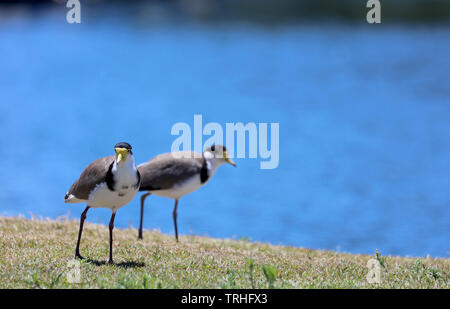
0, 0, 449, 258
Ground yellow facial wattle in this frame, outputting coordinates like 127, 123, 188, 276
223, 150, 236, 167
115, 147, 129, 163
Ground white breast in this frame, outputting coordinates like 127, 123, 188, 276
87, 158, 139, 211
86, 182, 137, 211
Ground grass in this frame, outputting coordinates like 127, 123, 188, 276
0, 216, 448, 289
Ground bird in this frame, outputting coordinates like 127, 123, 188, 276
64, 142, 141, 264
137, 144, 236, 241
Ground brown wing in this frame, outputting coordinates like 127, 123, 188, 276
65, 156, 115, 200
138, 152, 204, 191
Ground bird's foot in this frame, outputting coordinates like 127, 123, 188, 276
74, 252, 84, 260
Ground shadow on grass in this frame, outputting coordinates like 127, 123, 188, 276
85, 258, 145, 268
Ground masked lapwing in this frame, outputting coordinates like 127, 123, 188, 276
64, 142, 141, 264
137, 144, 236, 241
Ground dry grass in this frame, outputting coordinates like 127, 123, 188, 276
0, 216, 448, 289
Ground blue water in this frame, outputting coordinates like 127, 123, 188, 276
1, 9, 449, 257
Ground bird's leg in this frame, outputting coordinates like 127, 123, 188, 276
108, 211, 116, 264
75, 206, 90, 260
173, 199, 179, 242
138, 192, 151, 240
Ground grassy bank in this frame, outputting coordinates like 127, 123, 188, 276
0, 216, 448, 289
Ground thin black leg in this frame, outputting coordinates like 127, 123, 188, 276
173, 199, 179, 242
138, 192, 151, 240
75, 206, 90, 260
108, 211, 116, 264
